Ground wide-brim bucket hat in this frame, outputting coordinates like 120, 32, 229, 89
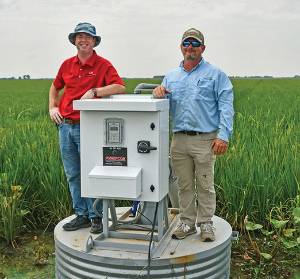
68, 22, 101, 47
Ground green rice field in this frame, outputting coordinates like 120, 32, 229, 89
0, 77, 299, 245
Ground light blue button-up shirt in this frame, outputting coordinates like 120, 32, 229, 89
162, 58, 234, 142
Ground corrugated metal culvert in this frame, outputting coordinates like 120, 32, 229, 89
55, 210, 232, 279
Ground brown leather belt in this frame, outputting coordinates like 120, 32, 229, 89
174, 131, 205, 136
63, 118, 80, 124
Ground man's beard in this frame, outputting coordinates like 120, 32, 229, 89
185, 54, 197, 61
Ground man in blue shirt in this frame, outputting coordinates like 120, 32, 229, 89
153, 28, 234, 241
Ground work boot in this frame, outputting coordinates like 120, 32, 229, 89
200, 222, 215, 242
90, 217, 103, 234
171, 222, 197, 240
63, 215, 90, 231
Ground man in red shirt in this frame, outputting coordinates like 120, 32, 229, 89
49, 22, 125, 233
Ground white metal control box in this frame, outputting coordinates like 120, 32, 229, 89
73, 95, 169, 202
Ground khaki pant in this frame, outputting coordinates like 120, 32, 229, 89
170, 132, 216, 227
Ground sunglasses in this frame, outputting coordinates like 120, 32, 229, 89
182, 40, 202, 48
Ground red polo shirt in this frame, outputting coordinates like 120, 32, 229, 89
53, 51, 124, 120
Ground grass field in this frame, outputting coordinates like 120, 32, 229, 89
0, 78, 299, 278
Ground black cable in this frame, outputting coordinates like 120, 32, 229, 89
147, 202, 159, 279
136, 207, 153, 224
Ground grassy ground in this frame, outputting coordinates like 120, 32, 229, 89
0, 232, 55, 279
230, 235, 300, 278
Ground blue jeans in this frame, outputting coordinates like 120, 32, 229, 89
58, 123, 102, 219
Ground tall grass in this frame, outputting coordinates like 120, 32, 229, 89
0, 80, 72, 239
0, 78, 299, 243
0, 173, 28, 246
215, 78, 300, 228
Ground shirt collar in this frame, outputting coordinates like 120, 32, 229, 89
73, 50, 97, 67
180, 57, 205, 72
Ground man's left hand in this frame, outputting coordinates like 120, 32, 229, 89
211, 139, 228, 155
81, 89, 95, 100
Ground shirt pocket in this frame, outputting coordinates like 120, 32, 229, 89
193, 77, 215, 101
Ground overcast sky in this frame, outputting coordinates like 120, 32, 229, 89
1, 0, 299, 78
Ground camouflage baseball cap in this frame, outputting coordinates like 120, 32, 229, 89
182, 28, 204, 45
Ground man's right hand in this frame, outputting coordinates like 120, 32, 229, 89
49, 107, 63, 124
152, 86, 168, 98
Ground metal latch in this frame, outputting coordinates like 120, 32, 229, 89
137, 141, 157, 153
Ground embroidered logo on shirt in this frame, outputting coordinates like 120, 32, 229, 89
86, 71, 96, 77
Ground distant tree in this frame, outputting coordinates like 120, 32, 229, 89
153, 75, 164, 79
18, 76, 22, 79
23, 75, 30, 80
